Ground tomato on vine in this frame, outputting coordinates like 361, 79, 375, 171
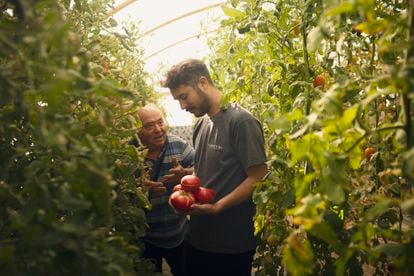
313, 74, 325, 88
365, 147, 376, 161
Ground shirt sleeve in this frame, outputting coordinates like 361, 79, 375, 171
233, 117, 267, 171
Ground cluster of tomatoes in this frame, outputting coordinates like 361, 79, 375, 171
169, 175, 215, 213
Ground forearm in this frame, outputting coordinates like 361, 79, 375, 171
211, 164, 268, 213
189, 164, 267, 215
214, 177, 257, 212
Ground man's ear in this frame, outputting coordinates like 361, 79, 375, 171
198, 76, 209, 91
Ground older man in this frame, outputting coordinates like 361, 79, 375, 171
132, 105, 194, 275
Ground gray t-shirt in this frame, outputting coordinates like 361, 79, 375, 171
187, 103, 266, 254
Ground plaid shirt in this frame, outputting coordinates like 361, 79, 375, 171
143, 134, 194, 248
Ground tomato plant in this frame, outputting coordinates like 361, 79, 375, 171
0, 0, 156, 274
208, 0, 414, 275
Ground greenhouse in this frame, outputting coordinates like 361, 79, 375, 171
1, 0, 413, 275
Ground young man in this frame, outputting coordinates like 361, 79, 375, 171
162, 59, 268, 276
132, 105, 194, 275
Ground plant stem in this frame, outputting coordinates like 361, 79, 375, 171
301, 6, 312, 176
402, 0, 414, 149
345, 124, 405, 153
301, 14, 311, 116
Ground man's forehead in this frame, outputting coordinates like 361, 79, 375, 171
172, 85, 191, 98
139, 112, 164, 124
142, 116, 163, 125
139, 107, 164, 121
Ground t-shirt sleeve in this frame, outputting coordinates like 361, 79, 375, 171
233, 117, 267, 171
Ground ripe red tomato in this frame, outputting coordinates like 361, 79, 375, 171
180, 175, 201, 192
313, 75, 325, 88
365, 147, 376, 161
169, 190, 195, 213
194, 187, 215, 204
173, 184, 182, 192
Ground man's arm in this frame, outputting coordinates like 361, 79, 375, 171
189, 164, 268, 215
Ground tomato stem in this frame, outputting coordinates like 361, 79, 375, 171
402, 0, 414, 149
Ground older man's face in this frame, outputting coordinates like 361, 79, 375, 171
138, 108, 167, 150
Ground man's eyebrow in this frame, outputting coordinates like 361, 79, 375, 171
143, 118, 163, 126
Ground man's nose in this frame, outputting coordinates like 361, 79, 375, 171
179, 100, 187, 110
154, 123, 162, 132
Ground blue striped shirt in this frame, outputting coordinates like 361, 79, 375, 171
143, 134, 194, 248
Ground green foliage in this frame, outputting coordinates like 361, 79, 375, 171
0, 0, 156, 274
209, 0, 414, 274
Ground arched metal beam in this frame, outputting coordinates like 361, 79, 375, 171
143, 29, 219, 61
138, 2, 225, 39
106, 0, 138, 18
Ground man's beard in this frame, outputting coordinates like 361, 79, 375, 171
191, 86, 211, 117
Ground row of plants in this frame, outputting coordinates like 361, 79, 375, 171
1, 0, 156, 274
208, 0, 413, 275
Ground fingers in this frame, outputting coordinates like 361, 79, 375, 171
152, 186, 167, 195
163, 160, 185, 183
170, 158, 184, 173
144, 180, 167, 195
171, 157, 179, 167
169, 166, 182, 174
162, 173, 178, 182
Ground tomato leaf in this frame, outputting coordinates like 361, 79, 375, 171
326, 2, 355, 17
354, 19, 388, 35
309, 221, 343, 253
221, 6, 246, 18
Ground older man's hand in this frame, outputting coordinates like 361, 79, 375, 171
144, 180, 166, 195
163, 158, 188, 184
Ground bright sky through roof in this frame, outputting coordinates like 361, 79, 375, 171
113, 0, 225, 126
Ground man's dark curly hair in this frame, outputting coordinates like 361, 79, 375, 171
161, 59, 214, 90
